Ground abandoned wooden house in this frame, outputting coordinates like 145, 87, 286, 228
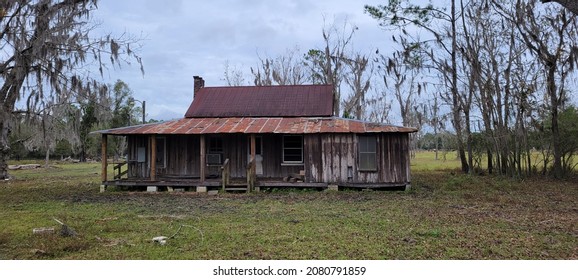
95, 76, 417, 192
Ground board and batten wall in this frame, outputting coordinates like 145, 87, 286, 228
305, 133, 410, 185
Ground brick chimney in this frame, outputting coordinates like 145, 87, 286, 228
193, 76, 205, 99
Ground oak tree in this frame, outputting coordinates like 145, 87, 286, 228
0, 0, 143, 179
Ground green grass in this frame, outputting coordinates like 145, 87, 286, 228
1, 153, 576, 259
410, 150, 462, 171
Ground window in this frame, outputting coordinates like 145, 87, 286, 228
283, 135, 303, 163
207, 136, 223, 165
358, 135, 377, 171
208, 137, 223, 153
136, 147, 146, 163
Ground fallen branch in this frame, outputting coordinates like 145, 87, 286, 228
33, 227, 55, 234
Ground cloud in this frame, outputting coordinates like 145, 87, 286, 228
93, 0, 387, 121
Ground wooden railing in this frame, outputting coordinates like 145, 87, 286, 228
113, 162, 127, 180
246, 158, 256, 192
221, 158, 230, 192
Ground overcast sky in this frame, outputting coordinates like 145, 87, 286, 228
93, 0, 392, 121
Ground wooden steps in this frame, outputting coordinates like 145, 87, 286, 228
224, 187, 248, 191
222, 182, 249, 192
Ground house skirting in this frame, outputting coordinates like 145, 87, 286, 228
101, 178, 409, 191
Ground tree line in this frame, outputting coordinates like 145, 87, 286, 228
9, 80, 142, 165
2, 0, 577, 179
224, 0, 578, 178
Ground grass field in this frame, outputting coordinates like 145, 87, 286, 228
0, 152, 576, 259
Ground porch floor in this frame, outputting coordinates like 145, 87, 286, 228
102, 176, 409, 191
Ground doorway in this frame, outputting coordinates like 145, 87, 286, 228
248, 136, 263, 175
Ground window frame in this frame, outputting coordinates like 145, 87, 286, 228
208, 136, 223, 153
282, 135, 304, 164
206, 136, 224, 165
358, 135, 377, 172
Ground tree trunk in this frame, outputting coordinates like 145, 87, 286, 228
487, 149, 493, 174
434, 113, 439, 161
45, 148, 50, 169
451, 0, 469, 174
0, 118, 10, 180
547, 64, 563, 177
465, 109, 473, 172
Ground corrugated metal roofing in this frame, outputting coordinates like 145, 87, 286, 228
93, 117, 418, 135
184, 84, 334, 118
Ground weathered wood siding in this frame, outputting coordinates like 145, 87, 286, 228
164, 135, 201, 177
126, 132, 410, 185
126, 135, 149, 178
304, 134, 323, 182
261, 134, 303, 178
306, 133, 410, 185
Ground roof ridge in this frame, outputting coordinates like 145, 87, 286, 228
199, 84, 332, 90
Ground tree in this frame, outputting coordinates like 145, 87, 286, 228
494, 0, 578, 177
557, 106, 578, 173
78, 98, 98, 162
424, 89, 447, 160
366, 0, 470, 173
250, 47, 308, 86
0, 0, 143, 179
542, 0, 578, 15
305, 19, 357, 116
378, 37, 424, 128
365, 86, 392, 123
223, 61, 246, 86
342, 51, 373, 119
108, 80, 137, 160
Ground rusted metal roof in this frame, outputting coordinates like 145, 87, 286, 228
93, 117, 418, 135
185, 84, 334, 118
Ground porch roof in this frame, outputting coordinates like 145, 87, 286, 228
93, 117, 418, 136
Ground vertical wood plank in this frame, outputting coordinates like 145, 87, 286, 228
150, 136, 157, 181
200, 134, 206, 182
249, 134, 256, 192
101, 134, 107, 182
404, 133, 411, 183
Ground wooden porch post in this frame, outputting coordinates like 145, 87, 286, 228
200, 135, 206, 182
150, 135, 157, 181
248, 134, 256, 192
101, 134, 107, 183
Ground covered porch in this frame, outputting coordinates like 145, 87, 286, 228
95, 117, 417, 192
100, 133, 277, 192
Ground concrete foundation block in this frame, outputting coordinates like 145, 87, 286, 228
174, 188, 185, 192
327, 184, 339, 191
167, 187, 174, 192
197, 186, 207, 193
405, 184, 412, 192
147, 186, 158, 192
208, 190, 218, 196
100, 185, 107, 193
